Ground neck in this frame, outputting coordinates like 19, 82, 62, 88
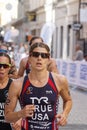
31, 68, 48, 77
29, 69, 49, 85
0, 77, 9, 88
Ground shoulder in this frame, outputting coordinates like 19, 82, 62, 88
51, 72, 68, 92
52, 72, 67, 83
13, 77, 24, 85
9, 77, 24, 96
10, 77, 24, 90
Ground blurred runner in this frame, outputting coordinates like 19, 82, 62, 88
0, 43, 18, 79
0, 52, 21, 130
17, 36, 59, 78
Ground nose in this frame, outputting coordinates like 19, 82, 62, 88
38, 54, 42, 58
0, 66, 4, 69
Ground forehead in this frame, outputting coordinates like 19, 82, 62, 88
0, 45, 7, 50
0, 56, 9, 63
32, 38, 42, 45
33, 47, 48, 53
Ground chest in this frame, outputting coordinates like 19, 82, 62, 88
20, 84, 58, 107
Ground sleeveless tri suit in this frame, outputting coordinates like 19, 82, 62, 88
19, 73, 59, 130
0, 79, 12, 130
25, 62, 30, 74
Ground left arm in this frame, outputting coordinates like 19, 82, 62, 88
56, 76, 72, 126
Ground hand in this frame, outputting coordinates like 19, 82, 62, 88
11, 118, 22, 130
55, 113, 67, 126
21, 105, 35, 118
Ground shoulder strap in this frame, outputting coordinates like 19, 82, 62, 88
6, 79, 13, 89
48, 73, 58, 94
21, 75, 30, 96
25, 61, 29, 69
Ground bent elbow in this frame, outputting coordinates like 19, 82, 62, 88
4, 111, 13, 123
5, 116, 11, 123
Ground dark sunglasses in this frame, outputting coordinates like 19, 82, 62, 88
30, 52, 50, 58
0, 63, 11, 69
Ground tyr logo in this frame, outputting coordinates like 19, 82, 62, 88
30, 97, 48, 104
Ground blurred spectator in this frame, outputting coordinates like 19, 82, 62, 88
18, 43, 25, 54
0, 42, 8, 53
73, 44, 84, 61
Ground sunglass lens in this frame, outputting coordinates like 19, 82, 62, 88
3, 64, 9, 68
41, 53, 48, 58
33, 52, 39, 57
0, 64, 2, 68
0, 64, 9, 69
32, 52, 49, 58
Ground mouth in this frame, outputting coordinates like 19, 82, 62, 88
36, 62, 42, 66
0, 72, 4, 76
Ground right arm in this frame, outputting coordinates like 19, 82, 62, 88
5, 79, 35, 123
48, 58, 59, 74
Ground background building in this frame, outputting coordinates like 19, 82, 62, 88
0, 0, 87, 60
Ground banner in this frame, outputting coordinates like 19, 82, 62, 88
78, 63, 87, 89
40, 22, 55, 47
68, 61, 79, 86
56, 59, 87, 90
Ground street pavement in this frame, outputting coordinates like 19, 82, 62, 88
58, 86, 87, 130
59, 124, 87, 130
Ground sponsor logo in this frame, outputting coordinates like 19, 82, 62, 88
26, 87, 33, 94
46, 90, 53, 94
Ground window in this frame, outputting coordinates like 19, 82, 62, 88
60, 26, 63, 58
67, 25, 71, 57
55, 27, 58, 57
